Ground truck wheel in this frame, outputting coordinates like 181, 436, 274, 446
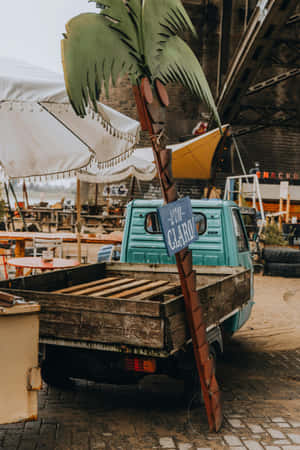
41, 358, 72, 387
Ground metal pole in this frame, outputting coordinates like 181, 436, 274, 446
4, 182, 15, 231
76, 178, 82, 263
9, 181, 28, 231
232, 136, 248, 177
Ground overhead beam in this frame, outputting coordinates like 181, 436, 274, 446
287, 13, 300, 24
217, 0, 298, 123
234, 114, 297, 137
247, 68, 300, 95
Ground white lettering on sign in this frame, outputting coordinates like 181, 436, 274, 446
167, 229, 176, 251
187, 219, 195, 240
168, 206, 183, 226
158, 197, 198, 257
166, 218, 196, 253
103, 184, 128, 197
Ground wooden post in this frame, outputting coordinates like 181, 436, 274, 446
279, 197, 283, 230
4, 182, 15, 231
95, 183, 99, 209
76, 178, 82, 263
238, 178, 242, 207
9, 181, 28, 231
286, 193, 291, 223
132, 81, 222, 432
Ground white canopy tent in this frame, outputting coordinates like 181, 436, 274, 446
0, 58, 140, 180
79, 126, 229, 183
78, 147, 156, 183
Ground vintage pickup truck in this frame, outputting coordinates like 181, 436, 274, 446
0, 199, 253, 398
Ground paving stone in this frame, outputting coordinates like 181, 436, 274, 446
228, 419, 245, 428
282, 447, 300, 450
265, 447, 281, 450
178, 444, 193, 450
289, 422, 300, 428
273, 440, 290, 445
272, 418, 286, 423
159, 437, 176, 449
224, 435, 243, 446
278, 423, 291, 428
267, 429, 286, 439
90, 440, 106, 449
288, 434, 300, 444
228, 447, 246, 450
247, 424, 264, 434
243, 440, 264, 450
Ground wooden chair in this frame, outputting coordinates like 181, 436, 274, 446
33, 238, 63, 258
97, 245, 114, 263
0, 241, 15, 280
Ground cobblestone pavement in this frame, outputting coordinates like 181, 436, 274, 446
1, 341, 300, 450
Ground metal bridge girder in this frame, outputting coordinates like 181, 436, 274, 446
217, 0, 299, 123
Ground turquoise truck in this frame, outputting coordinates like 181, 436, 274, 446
121, 199, 253, 338
0, 199, 253, 399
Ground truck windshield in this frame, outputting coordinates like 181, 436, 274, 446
145, 212, 207, 235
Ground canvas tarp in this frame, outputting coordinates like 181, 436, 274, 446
0, 58, 140, 180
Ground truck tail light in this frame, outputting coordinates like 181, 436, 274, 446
124, 357, 156, 374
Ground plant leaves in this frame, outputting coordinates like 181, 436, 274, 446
62, 13, 141, 117
154, 35, 222, 129
142, 0, 197, 74
90, 0, 141, 59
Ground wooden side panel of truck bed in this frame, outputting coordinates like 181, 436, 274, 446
0, 263, 251, 355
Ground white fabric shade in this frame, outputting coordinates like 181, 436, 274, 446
79, 127, 227, 183
79, 147, 156, 183
0, 58, 140, 179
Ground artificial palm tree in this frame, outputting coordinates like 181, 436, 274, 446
62, 0, 222, 431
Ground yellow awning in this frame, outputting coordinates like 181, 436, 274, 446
171, 125, 229, 179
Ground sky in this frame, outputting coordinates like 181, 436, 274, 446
0, 0, 97, 74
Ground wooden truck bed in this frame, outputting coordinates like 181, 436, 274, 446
0, 263, 251, 357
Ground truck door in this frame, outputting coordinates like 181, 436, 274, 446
231, 208, 252, 270
230, 207, 254, 331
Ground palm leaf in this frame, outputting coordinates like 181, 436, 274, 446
90, 0, 141, 60
62, 13, 141, 117
154, 35, 221, 129
142, 0, 197, 74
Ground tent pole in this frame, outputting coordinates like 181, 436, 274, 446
4, 182, 15, 231
9, 181, 28, 231
23, 180, 29, 209
76, 178, 82, 263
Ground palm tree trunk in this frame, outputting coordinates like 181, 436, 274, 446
133, 83, 222, 432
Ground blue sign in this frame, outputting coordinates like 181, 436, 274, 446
157, 197, 198, 256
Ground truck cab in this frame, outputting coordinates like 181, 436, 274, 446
121, 199, 254, 336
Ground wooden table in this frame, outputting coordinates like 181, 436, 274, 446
7, 257, 80, 277
0, 231, 123, 259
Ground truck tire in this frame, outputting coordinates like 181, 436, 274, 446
263, 247, 300, 264
41, 351, 72, 387
264, 262, 300, 277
